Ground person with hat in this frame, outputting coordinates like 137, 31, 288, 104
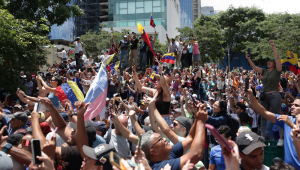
0, 111, 31, 135
72, 37, 84, 69
132, 100, 149, 126
246, 40, 282, 142
171, 116, 192, 138
245, 88, 300, 169
236, 132, 268, 170
90, 121, 108, 137
81, 143, 115, 170
119, 35, 130, 69
121, 83, 136, 101
127, 32, 139, 68
172, 108, 183, 119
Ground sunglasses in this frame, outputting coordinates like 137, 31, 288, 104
172, 122, 184, 128
19, 139, 30, 146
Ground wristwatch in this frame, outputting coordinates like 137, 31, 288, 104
70, 113, 77, 118
2, 143, 12, 153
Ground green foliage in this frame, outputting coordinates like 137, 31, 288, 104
193, 15, 225, 64
176, 26, 193, 38
5, 0, 84, 35
245, 13, 300, 60
0, 9, 49, 93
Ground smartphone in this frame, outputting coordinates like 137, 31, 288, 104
115, 97, 119, 101
245, 78, 249, 92
88, 68, 92, 72
31, 139, 42, 165
248, 48, 251, 56
147, 68, 151, 71
189, 93, 198, 105
205, 124, 231, 153
286, 89, 290, 94
109, 151, 125, 170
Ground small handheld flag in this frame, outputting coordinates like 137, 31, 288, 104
150, 13, 156, 28
68, 48, 74, 56
161, 53, 175, 64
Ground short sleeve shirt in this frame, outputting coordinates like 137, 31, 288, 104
262, 69, 281, 92
169, 43, 178, 53
150, 142, 183, 170
210, 145, 226, 170
131, 38, 139, 49
74, 41, 83, 53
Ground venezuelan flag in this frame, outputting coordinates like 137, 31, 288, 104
148, 73, 157, 82
106, 61, 120, 74
68, 48, 74, 56
150, 13, 156, 28
83, 54, 115, 120
55, 81, 84, 107
137, 23, 156, 57
161, 53, 175, 64
281, 50, 298, 66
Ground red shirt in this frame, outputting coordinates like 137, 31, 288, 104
108, 44, 118, 55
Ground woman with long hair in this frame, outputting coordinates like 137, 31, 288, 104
246, 40, 282, 143
132, 63, 171, 125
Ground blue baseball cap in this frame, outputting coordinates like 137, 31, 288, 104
60, 113, 69, 122
281, 104, 288, 111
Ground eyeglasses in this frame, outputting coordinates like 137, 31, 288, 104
50, 79, 57, 82
19, 139, 30, 146
150, 136, 163, 149
172, 122, 184, 128
291, 103, 300, 107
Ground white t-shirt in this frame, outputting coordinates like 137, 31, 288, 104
46, 132, 67, 147
82, 54, 87, 61
74, 41, 83, 53
85, 59, 94, 66
175, 41, 182, 52
246, 108, 258, 128
57, 50, 67, 59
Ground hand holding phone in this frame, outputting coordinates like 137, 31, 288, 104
248, 48, 251, 56
245, 78, 249, 92
31, 139, 43, 164
189, 93, 198, 106
109, 151, 125, 170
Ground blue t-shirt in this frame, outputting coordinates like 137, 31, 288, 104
150, 142, 183, 170
92, 135, 106, 148
209, 145, 226, 170
275, 114, 300, 169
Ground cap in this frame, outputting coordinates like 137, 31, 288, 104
267, 57, 275, 62
124, 35, 127, 38
106, 98, 110, 101
175, 116, 192, 134
0, 151, 13, 170
83, 143, 115, 170
172, 108, 181, 113
90, 121, 108, 135
14, 104, 22, 109
143, 125, 153, 132
24, 110, 31, 116
189, 88, 193, 91
60, 113, 69, 122
208, 97, 215, 101
70, 122, 96, 142
236, 132, 266, 155
40, 122, 52, 136
7, 112, 28, 123
71, 58, 74, 60
192, 94, 197, 98
77, 37, 80, 39
281, 103, 288, 111
132, 32, 136, 34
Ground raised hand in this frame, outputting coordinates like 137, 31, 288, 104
74, 101, 90, 116
269, 40, 275, 46
277, 115, 295, 129
143, 95, 156, 108
39, 97, 55, 109
222, 140, 239, 170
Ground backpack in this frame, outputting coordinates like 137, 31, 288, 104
227, 113, 239, 141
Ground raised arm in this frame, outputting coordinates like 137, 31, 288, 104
153, 30, 157, 43
246, 88, 276, 123
0, 126, 32, 166
145, 96, 179, 144
111, 111, 138, 144
158, 63, 171, 100
39, 97, 72, 143
180, 103, 206, 168
129, 111, 145, 136
31, 111, 47, 149
246, 53, 262, 74
37, 75, 57, 94
269, 40, 281, 72
166, 34, 170, 43
16, 90, 35, 105
132, 66, 156, 96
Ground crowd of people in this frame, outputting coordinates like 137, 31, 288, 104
1, 35, 300, 170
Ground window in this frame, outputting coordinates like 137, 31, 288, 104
144, 1, 152, 13
120, 9, 127, 14
128, 2, 135, 14
119, 2, 127, 14
136, 8, 144, 13
136, 2, 143, 8
153, 0, 160, 6
153, 7, 161, 12
128, 21, 135, 26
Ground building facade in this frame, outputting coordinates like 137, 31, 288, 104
102, 0, 180, 44
193, 0, 201, 22
201, 6, 215, 16
179, 0, 193, 28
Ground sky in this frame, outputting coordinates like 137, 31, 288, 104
201, 0, 300, 14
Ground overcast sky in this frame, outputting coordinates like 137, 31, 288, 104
201, 0, 300, 14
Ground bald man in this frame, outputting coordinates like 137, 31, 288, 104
104, 115, 136, 158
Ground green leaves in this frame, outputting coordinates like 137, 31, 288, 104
0, 9, 49, 93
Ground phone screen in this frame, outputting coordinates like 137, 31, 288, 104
113, 153, 120, 166
32, 140, 42, 164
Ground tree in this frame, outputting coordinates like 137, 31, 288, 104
5, 0, 83, 35
193, 15, 225, 64
245, 13, 300, 62
176, 26, 193, 38
217, 6, 266, 68
0, 9, 49, 94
